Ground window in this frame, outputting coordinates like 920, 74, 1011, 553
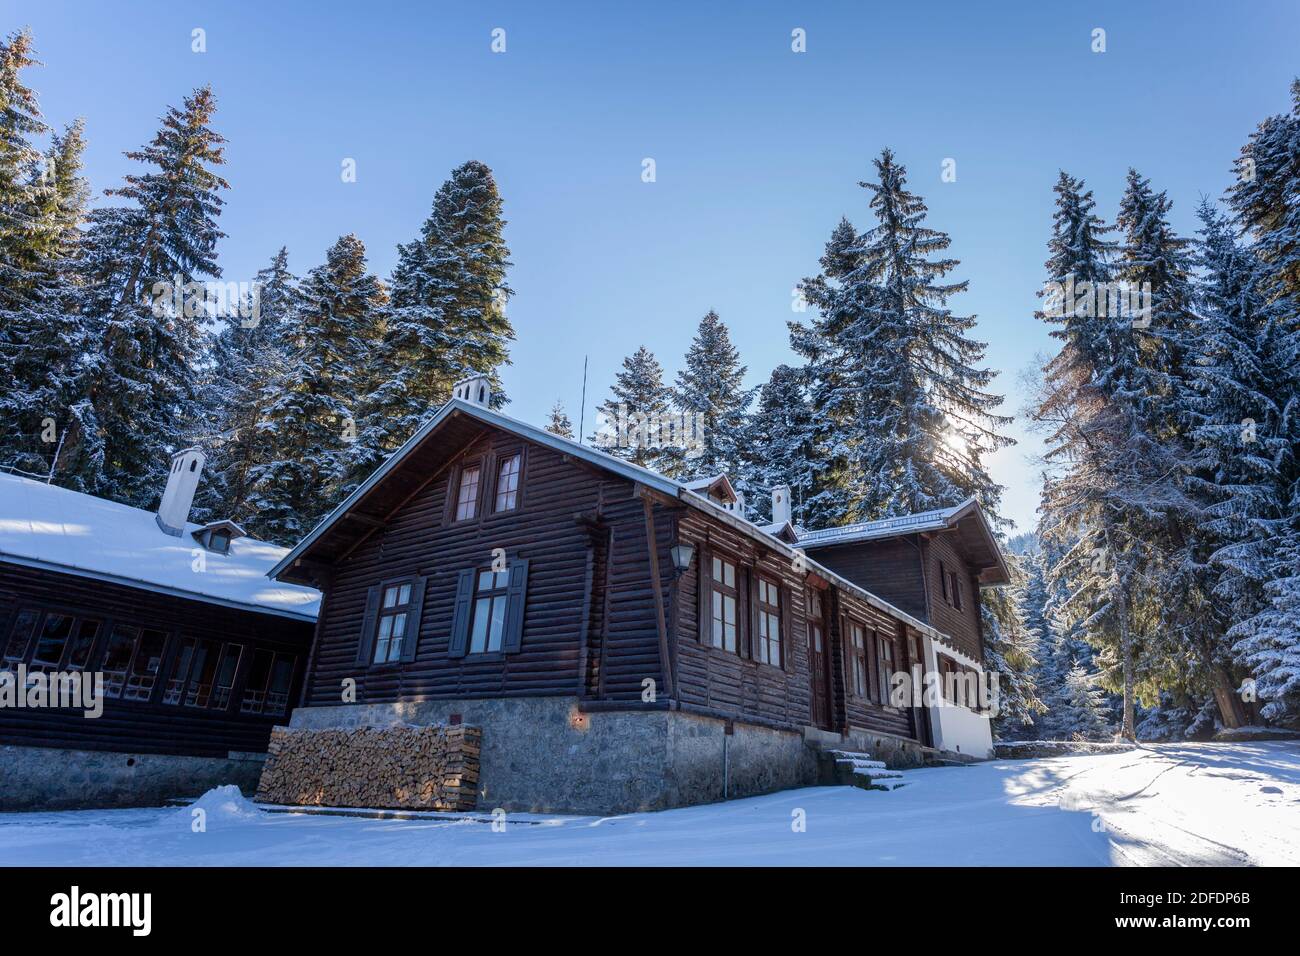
754, 577, 782, 666
29, 614, 101, 674
469, 569, 511, 654
1, 609, 39, 672
850, 623, 868, 697
209, 529, 231, 554
370, 582, 413, 664
172, 639, 243, 710
876, 632, 895, 705
939, 561, 949, 601
709, 556, 739, 653
242, 650, 297, 715
125, 629, 167, 701
494, 453, 521, 512
100, 625, 139, 699
951, 573, 963, 610
455, 464, 481, 521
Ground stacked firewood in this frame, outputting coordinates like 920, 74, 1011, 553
255, 724, 481, 811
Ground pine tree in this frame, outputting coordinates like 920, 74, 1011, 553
671, 310, 754, 482
244, 235, 386, 543
1056, 665, 1113, 741
192, 248, 301, 523
0, 118, 91, 479
0, 28, 47, 313
545, 400, 574, 439
794, 149, 1014, 528
738, 364, 815, 524
984, 553, 1044, 740
592, 345, 674, 471
57, 86, 229, 506
1224, 79, 1300, 723
346, 161, 513, 489
1033, 170, 1197, 740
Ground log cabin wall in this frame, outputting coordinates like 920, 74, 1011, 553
304, 429, 667, 707
832, 587, 916, 740
0, 562, 313, 758
805, 536, 928, 621
672, 510, 813, 729
921, 533, 984, 662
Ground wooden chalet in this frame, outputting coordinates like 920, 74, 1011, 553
267, 376, 1008, 814
0, 452, 319, 809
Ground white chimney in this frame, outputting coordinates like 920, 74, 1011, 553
772, 485, 791, 525
452, 374, 493, 409
156, 447, 205, 537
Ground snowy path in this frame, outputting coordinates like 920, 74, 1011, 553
1, 742, 1296, 866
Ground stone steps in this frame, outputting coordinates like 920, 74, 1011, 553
824, 749, 907, 792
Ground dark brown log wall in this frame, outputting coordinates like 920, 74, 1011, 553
922, 534, 984, 661
304, 429, 666, 708
0, 562, 312, 758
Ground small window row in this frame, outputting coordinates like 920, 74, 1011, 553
0, 607, 296, 715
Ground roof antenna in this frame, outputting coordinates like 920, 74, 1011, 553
578, 354, 588, 445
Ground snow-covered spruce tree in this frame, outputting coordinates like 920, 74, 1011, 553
0, 28, 47, 314
1111, 171, 1251, 726
545, 400, 574, 439
243, 235, 386, 544
737, 364, 816, 525
345, 161, 513, 492
1224, 79, 1300, 725
789, 217, 874, 526
191, 247, 301, 524
0, 118, 91, 479
592, 345, 675, 472
794, 149, 1014, 528
670, 310, 754, 484
58, 86, 229, 506
1057, 665, 1113, 741
984, 553, 1044, 740
1029, 171, 1144, 738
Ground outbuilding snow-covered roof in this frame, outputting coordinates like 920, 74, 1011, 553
0, 472, 320, 621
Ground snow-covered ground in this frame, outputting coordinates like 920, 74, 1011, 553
2, 742, 1297, 866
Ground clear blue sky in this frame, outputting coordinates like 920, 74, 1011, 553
11, 0, 1299, 533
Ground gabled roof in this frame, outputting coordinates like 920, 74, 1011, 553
267, 399, 966, 649
796, 498, 1011, 585
682, 473, 738, 503
0, 472, 320, 621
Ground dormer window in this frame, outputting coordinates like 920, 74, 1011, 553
191, 520, 246, 554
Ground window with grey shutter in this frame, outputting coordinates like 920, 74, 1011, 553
448, 569, 476, 658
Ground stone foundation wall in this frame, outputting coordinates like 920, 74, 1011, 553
286, 697, 818, 815
0, 743, 265, 811
255, 724, 480, 811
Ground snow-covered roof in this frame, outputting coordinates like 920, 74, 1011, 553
797, 501, 972, 547
795, 498, 1011, 585
0, 472, 320, 621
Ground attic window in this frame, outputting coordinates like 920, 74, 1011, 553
191, 520, 246, 554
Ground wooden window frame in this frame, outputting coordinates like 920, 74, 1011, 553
240, 649, 299, 716
876, 630, 896, 706
372, 579, 418, 664
848, 619, 869, 698
4, 608, 104, 677
951, 573, 963, 611
492, 451, 522, 513
467, 568, 512, 656
754, 574, 783, 668
939, 560, 949, 602
450, 458, 484, 523
705, 551, 742, 655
